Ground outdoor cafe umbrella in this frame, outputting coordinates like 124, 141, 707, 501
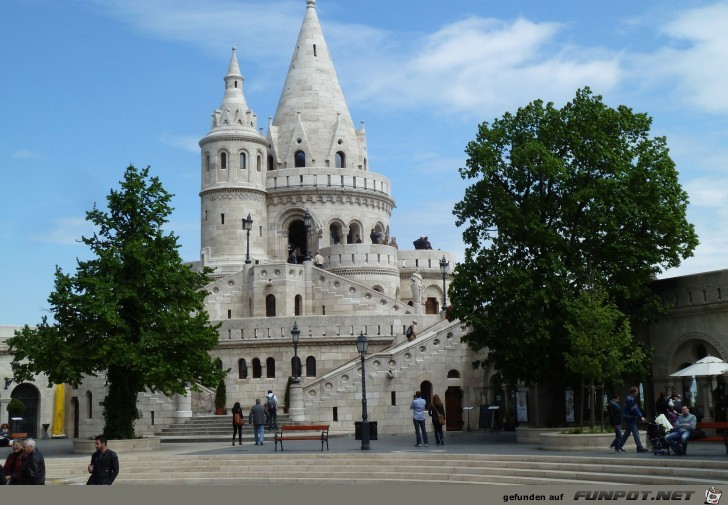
670, 355, 728, 378
670, 355, 728, 420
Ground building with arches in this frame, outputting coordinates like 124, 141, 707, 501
1, 0, 727, 438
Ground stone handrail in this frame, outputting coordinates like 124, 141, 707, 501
266, 168, 391, 198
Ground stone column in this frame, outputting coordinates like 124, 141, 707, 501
175, 386, 193, 423
288, 382, 305, 422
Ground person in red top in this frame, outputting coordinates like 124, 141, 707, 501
3, 439, 25, 485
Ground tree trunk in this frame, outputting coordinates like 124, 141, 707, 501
589, 377, 596, 429
101, 365, 143, 439
579, 378, 585, 428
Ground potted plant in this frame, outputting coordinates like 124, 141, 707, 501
214, 379, 226, 415
6, 398, 25, 417
6, 398, 26, 434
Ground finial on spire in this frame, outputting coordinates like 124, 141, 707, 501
307, 0, 315, 8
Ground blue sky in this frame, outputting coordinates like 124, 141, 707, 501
2, 0, 727, 325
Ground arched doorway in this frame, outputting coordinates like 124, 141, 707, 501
10, 383, 40, 438
445, 386, 463, 431
295, 295, 302, 316
71, 397, 80, 438
425, 297, 439, 314
288, 219, 306, 260
420, 381, 433, 409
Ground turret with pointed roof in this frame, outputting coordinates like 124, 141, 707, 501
268, 0, 367, 171
199, 48, 269, 274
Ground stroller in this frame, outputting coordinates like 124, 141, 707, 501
647, 422, 672, 455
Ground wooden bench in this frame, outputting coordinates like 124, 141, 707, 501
692, 422, 728, 455
10, 433, 27, 439
274, 424, 329, 452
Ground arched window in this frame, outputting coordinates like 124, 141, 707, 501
266, 295, 276, 317
268, 154, 274, 171
86, 391, 93, 419
205, 153, 210, 171
306, 356, 316, 377
252, 358, 262, 378
220, 152, 227, 170
335, 151, 346, 168
447, 369, 461, 378
238, 359, 248, 379
266, 357, 276, 378
257, 154, 262, 172
291, 356, 302, 378
294, 150, 306, 168
239, 152, 247, 170
295, 295, 302, 316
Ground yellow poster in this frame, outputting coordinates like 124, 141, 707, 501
51, 383, 65, 437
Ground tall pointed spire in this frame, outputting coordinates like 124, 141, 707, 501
209, 47, 256, 131
270, 0, 366, 170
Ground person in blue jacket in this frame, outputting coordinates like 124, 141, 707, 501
617, 386, 648, 453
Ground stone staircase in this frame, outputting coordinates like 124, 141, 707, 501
44, 452, 728, 485
156, 413, 291, 443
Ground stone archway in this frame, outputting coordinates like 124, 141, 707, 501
420, 381, 433, 410
10, 383, 40, 438
445, 386, 463, 431
71, 397, 80, 438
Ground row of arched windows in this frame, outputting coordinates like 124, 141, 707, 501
206, 150, 360, 171
237, 356, 316, 379
293, 150, 347, 168
205, 151, 263, 171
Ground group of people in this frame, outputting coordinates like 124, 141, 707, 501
1, 434, 119, 485
413, 237, 432, 250
607, 386, 696, 455
410, 391, 447, 447
231, 390, 279, 446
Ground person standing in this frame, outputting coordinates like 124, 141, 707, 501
655, 392, 668, 416
313, 251, 325, 268
231, 401, 244, 446
665, 405, 697, 455
249, 398, 267, 445
428, 394, 446, 446
266, 390, 279, 430
606, 393, 625, 453
410, 391, 429, 447
617, 386, 648, 453
3, 439, 24, 485
19, 438, 45, 485
86, 435, 119, 485
0, 423, 10, 447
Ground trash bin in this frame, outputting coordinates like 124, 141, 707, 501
354, 421, 378, 440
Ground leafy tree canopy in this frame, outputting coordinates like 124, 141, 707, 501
8, 165, 225, 438
450, 88, 697, 385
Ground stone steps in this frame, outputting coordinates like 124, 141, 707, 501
156, 413, 291, 442
44, 453, 728, 486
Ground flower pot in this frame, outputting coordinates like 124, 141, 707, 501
215, 407, 225, 415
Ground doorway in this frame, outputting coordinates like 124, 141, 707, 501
10, 383, 40, 438
71, 397, 79, 438
420, 381, 433, 409
425, 297, 439, 314
445, 386, 463, 431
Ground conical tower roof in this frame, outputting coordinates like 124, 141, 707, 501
270, 0, 365, 170
206, 47, 259, 136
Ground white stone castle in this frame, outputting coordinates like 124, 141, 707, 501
1, 0, 726, 440
0, 0, 484, 439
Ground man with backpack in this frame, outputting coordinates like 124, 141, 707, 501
406, 321, 417, 342
266, 390, 279, 430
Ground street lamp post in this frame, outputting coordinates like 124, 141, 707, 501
291, 321, 301, 383
243, 213, 253, 264
303, 209, 313, 262
356, 331, 371, 450
439, 255, 449, 311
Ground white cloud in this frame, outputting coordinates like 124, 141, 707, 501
338, 17, 621, 118
87, 0, 300, 62
633, 3, 728, 114
31, 217, 94, 245
158, 133, 200, 153
12, 149, 43, 159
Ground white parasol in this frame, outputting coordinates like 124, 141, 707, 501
670, 355, 728, 377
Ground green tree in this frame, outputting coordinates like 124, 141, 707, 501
563, 287, 649, 428
450, 87, 697, 385
8, 165, 225, 439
